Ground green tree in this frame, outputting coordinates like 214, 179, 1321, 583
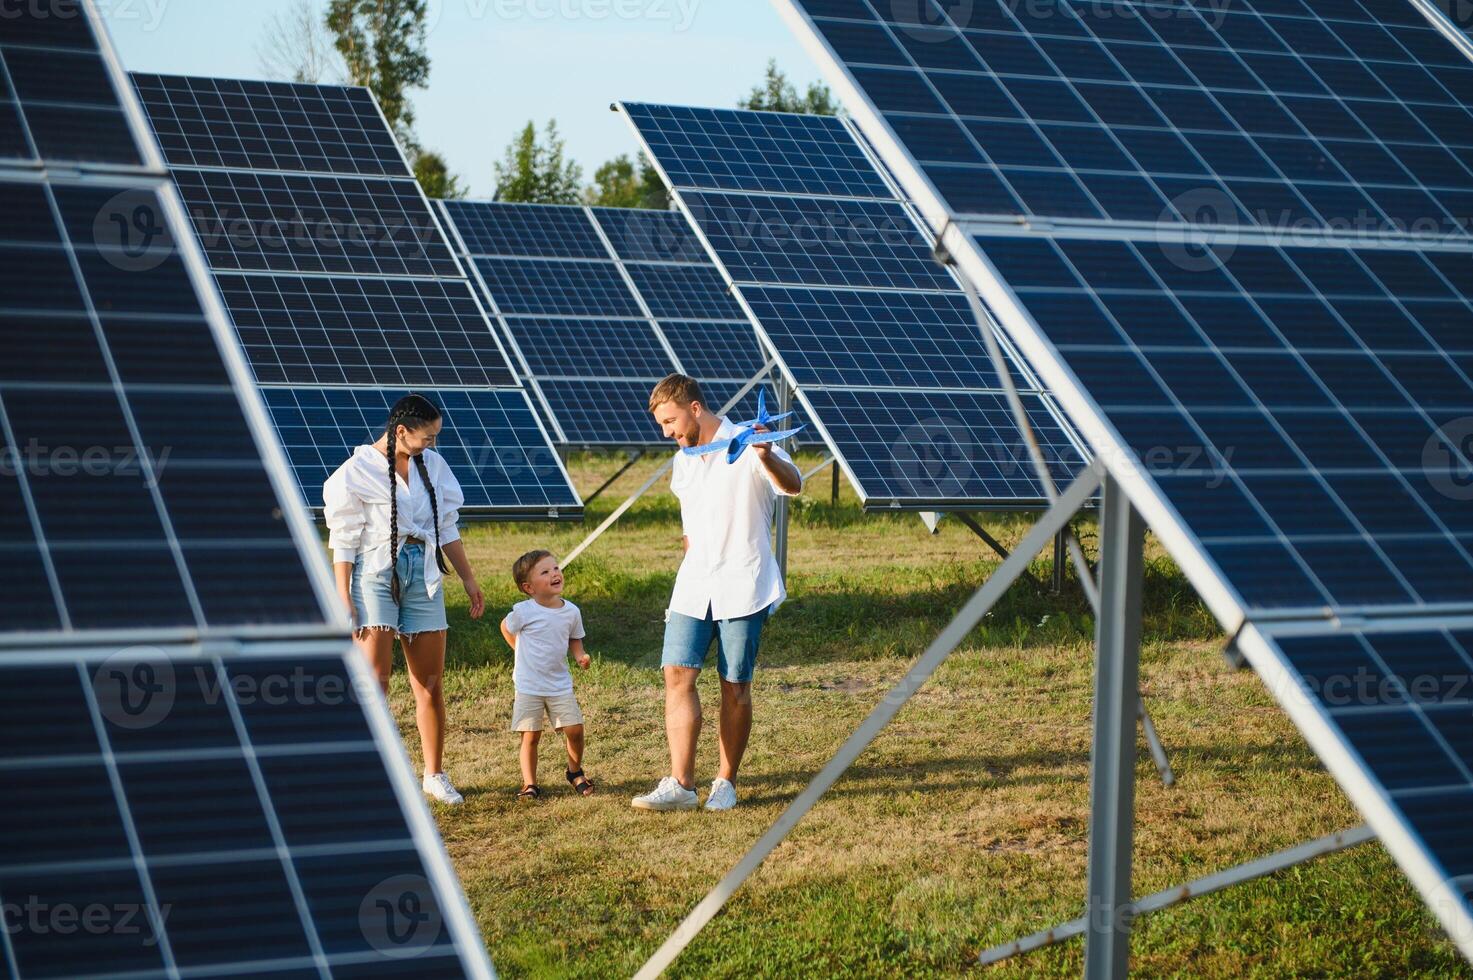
326, 0, 430, 149
739, 59, 836, 115
584, 153, 669, 210
493, 120, 583, 205
413, 149, 466, 200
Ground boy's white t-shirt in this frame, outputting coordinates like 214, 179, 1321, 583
504, 598, 585, 696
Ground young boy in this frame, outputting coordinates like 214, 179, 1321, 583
500, 550, 593, 799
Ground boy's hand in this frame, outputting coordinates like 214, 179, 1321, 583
575, 651, 591, 669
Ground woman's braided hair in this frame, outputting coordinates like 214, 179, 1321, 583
384, 394, 450, 604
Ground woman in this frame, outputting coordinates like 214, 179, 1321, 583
324, 394, 485, 805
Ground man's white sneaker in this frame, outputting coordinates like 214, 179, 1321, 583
423, 772, 464, 805
631, 776, 698, 811
704, 778, 737, 811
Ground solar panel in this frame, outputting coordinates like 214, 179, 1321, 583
656, 319, 771, 382
132, 72, 577, 517
214, 273, 516, 387
739, 286, 1006, 389
0, 652, 489, 977
791, 0, 1473, 239
621, 262, 747, 320
442, 199, 608, 259
441, 200, 777, 448
504, 317, 677, 380
264, 387, 577, 514
0, 0, 141, 166
777, 0, 1473, 960
620, 101, 1086, 508
2, 6, 497, 977
471, 256, 646, 318
132, 72, 409, 177
682, 191, 958, 290
588, 205, 710, 263
173, 169, 460, 277
620, 102, 894, 199
981, 231, 1473, 612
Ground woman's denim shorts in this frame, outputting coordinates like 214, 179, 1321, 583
351, 543, 448, 638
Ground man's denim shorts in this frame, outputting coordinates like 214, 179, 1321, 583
351, 543, 448, 638
660, 605, 770, 683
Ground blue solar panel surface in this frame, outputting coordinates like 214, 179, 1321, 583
134, 73, 574, 515
623, 101, 1085, 507
589, 205, 711, 263
794, 0, 1473, 238
780, 0, 1473, 956
4, 6, 497, 977
214, 273, 514, 388
265, 387, 577, 512
443, 200, 780, 446
682, 191, 958, 290
471, 256, 646, 318
0, 654, 477, 976
506, 317, 677, 380
173, 169, 460, 277
621, 261, 748, 320
0, 178, 324, 633
620, 102, 894, 198
0, 0, 142, 166
442, 200, 608, 259
132, 72, 410, 177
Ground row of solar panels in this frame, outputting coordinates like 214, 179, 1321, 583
772, 0, 1473, 965
0, 2, 496, 977
124, 67, 1096, 515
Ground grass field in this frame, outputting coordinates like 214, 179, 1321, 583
376, 451, 1472, 978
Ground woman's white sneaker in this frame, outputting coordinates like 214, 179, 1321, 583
423, 772, 464, 805
631, 776, 698, 811
704, 778, 737, 811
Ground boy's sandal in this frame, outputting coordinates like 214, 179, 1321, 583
565, 769, 595, 796
517, 784, 541, 800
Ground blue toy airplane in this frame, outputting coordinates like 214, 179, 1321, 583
682, 388, 806, 464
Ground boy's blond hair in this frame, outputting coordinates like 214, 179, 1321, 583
512, 549, 554, 593
648, 373, 705, 413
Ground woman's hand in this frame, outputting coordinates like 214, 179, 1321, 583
463, 576, 485, 619
338, 588, 355, 628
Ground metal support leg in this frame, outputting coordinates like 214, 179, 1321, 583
830, 457, 840, 505
1051, 529, 1067, 594
955, 513, 1045, 592
584, 449, 645, 506
1085, 476, 1146, 980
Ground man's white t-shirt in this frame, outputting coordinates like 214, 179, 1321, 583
669, 416, 799, 621
503, 598, 585, 696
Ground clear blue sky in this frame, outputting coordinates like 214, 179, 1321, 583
102, 0, 827, 197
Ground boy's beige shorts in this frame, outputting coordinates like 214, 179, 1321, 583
510, 691, 584, 732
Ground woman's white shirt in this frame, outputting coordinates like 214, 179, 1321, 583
323, 445, 464, 598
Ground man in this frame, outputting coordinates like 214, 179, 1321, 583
632, 374, 801, 812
